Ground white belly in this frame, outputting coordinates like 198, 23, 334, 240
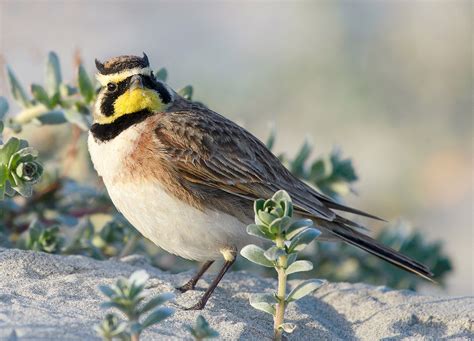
106, 182, 252, 261
87, 124, 255, 261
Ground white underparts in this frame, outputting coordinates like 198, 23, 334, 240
87, 121, 257, 262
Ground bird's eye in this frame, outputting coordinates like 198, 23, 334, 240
107, 83, 117, 92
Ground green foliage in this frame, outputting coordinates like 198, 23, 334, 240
0, 135, 43, 199
4, 52, 92, 131
241, 190, 325, 340
185, 315, 219, 340
178, 85, 194, 100
0, 51, 453, 294
269, 137, 357, 201
96, 270, 175, 341
19, 220, 62, 253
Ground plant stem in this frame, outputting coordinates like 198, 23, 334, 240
274, 237, 287, 341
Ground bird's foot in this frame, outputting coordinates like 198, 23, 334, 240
176, 281, 196, 293
184, 299, 207, 310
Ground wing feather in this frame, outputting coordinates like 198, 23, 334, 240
154, 109, 336, 220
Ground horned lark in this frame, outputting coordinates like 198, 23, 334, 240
88, 54, 433, 310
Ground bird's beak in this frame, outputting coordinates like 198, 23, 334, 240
129, 75, 143, 91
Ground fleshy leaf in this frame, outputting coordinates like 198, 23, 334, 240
0, 97, 9, 120
272, 190, 292, 204
286, 219, 314, 240
264, 246, 286, 261
249, 293, 276, 315
290, 139, 311, 177
279, 323, 296, 333
269, 217, 291, 234
288, 228, 320, 253
7, 66, 30, 108
178, 85, 193, 100
138, 293, 175, 314
286, 279, 325, 302
285, 260, 313, 275
31, 84, 51, 108
240, 245, 274, 267
246, 224, 273, 240
35, 111, 67, 125
78, 65, 95, 103
99, 285, 116, 298
45, 51, 62, 97
254, 199, 265, 216
154, 68, 168, 82
141, 307, 174, 328
128, 270, 150, 287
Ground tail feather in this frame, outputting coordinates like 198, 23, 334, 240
327, 222, 435, 282
321, 199, 387, 222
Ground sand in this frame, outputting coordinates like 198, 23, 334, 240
0, 248, 472, 340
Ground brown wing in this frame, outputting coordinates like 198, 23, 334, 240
152, 104, 433, 281
154, 106, 337, 221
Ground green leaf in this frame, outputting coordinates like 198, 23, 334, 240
254, 199, 265, 216
99, 285, 116, 298
240, 244, 274, 267
60, 83, 77, 97
0, 165, 7, 184
35, 111, 67, 125
330, 149, 357, 182
264, 246, 286, 262
272, 190, 292, 203
286, 279, 325, 302
0, 137, 21, 164
154, 68, 168, 82
286, 219, 314, 240
287, 252, 298, 266
249, 293, 276, 315
256, 211, 277, 226
6, 66, 30, 108
309, 157, 332, 182
186, 315, 219, 339
45, 51, 62, 97
0, 97, 9, 120
290, 139, 311, 177
246, 224, 273, 240
288, 228, 320, 253
285, 260, 313, 275
129, 270, 149, 287
279, 323, 296, 333
78, 65, 95, 103
269, 216, 291, 234
141, 307, 174, 328
265, 125, 276, 151
31, 84, 51, 108
139, 293, 175, 314
178, 85, 193, 100
101, 301, 126, 311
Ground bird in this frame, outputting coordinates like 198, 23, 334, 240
88, 53, 434, 310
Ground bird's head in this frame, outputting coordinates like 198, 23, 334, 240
93, 53, 173, 125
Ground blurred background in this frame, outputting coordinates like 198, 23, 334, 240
0, 1, 472, 295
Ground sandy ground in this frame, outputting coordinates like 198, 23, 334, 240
0, 248, 472, 340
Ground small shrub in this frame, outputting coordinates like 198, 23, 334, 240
241, 190, 325, 340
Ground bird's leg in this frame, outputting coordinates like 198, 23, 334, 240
185, 249, 236, 310
177, 260, 214, 293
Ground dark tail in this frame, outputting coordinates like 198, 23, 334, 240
320, 199, 387, 222
327, 219, 435, 282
